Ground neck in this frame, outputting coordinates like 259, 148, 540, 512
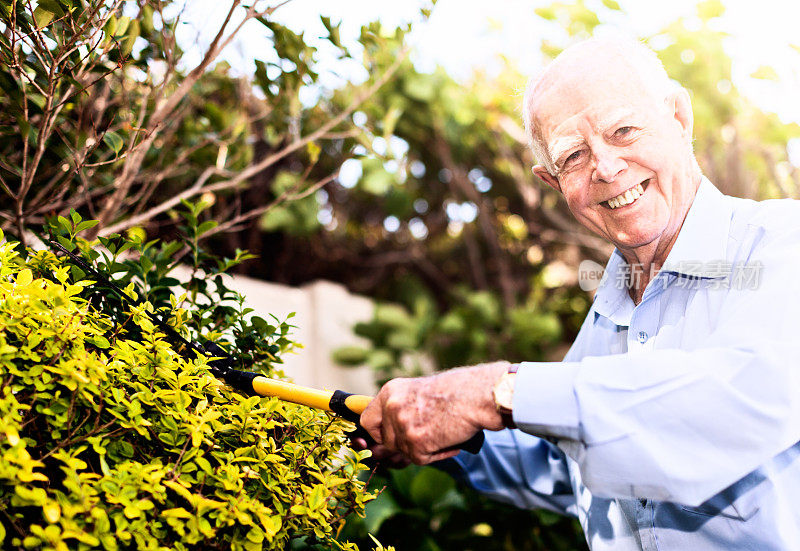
620, 239, 678, 304
618, 171, 703, 304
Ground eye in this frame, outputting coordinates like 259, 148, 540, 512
565, 150, 582, 164
614, 126, 634, 137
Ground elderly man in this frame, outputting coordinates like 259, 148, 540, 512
359, 37, 800, 550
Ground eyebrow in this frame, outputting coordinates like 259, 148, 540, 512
598, 109, 635, 132
548, 136, 585, 168
547, 109, 637, 167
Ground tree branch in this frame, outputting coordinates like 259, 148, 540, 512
98, 43, 410, 236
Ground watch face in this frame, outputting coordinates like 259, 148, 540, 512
494, 373, 515, 411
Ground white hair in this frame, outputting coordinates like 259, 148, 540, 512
523, 37, 678, 176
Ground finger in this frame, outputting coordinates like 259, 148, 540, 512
351, 438, 368, 450
359, 399, 384, 444
389, 452, 411, 469
387, 406, 415, 457
369, 444, 402, 462
424, 448, 461, 464
380, 413, 399, 452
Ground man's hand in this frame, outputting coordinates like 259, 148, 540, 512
359, 362, 511, 465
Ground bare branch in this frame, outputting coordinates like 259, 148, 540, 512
198, 170, 337, 241
93, 0, 274, 230
0, 174, 13, 199
99, 167, 225, 236
98, 43, 410, 236
192, 43, 412, 194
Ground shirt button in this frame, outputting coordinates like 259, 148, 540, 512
637, 331, 648, 344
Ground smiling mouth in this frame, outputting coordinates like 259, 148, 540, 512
603, 179, 650, 210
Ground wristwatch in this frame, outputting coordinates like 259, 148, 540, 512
492, 364, 519, 428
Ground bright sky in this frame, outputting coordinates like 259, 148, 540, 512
174, 0, 800, 128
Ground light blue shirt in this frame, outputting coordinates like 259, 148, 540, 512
451, 178, 800, 550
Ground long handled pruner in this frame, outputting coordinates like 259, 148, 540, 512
47, 240, 484, 454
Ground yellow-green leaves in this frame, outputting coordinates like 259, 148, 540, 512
0, 239, 374, 550
32, 7, 55, 28
15, 268, 32, 287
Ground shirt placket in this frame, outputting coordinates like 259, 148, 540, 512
628, 272, 671, 353
627, 301, 654, 354
625, 274, 669, 549
636, 499, 659, 550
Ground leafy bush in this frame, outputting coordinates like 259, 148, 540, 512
341, 465, 584, 551
333, 278, 583, 385
0, 220, 374, 550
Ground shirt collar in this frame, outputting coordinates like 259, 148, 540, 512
660, 176, 733, 278
592, 249, 634, 326
592, 176, 732, 324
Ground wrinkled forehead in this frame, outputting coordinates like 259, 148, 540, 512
529, 50, 655, 141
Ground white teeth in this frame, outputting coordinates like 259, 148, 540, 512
606, 182, 646, 209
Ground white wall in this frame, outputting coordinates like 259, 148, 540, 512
179, 268, 379, 396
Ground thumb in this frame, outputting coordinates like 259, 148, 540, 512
359, 397, 384, 444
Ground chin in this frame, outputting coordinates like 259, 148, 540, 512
610, 228, 661, 250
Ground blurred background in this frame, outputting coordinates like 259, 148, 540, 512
2, 0, 799, 548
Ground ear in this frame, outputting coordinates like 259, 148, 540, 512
668, 87, 694, 143
533, 165, 561, 192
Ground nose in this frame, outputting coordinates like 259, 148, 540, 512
592, 146, 626, 184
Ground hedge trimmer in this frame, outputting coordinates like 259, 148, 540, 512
48, 239, 484, 455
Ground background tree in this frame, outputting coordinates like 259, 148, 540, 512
0, 1, 420, 549
0, 0, 413, 247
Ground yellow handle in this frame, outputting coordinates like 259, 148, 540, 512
251, 376, 372, 414
343, 393, 372, 415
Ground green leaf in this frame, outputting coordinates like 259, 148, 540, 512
121, 20, 140, 57
57, 215, 71, 232
87, 335, 110, 349
197, 220, 218, 236
534, 7, 557, 21
751, 65, 779, 81
320, 16, 332, 33
18, 119, 38, 145
332, 346, 369, 366
115, 16, 131, 37
696, 0, 725, 21
363, 491, 400, 534
360, 167, 393, 195
403, 75, 437, 102
103, 131, 124, 154
37, 0, 65, 16
103, 14, 118, 38
75, 220, 99, 234
409, 467, 455, 510
32, 8, 55, 28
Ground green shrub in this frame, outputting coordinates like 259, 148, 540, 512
0, 227, 374, 550
341, 465, 585, 551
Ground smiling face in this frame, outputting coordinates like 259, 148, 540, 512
529, 43, 701, 263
